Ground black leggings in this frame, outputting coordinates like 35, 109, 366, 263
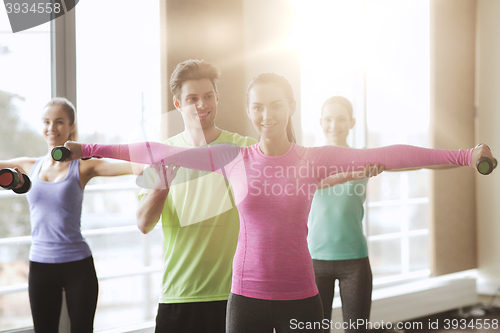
226, 293, 324, 333
313, 257, 372, 333
29, 256, 99, 333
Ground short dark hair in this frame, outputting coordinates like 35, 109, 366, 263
170, 59, 220, 99
321, 96, 353, 118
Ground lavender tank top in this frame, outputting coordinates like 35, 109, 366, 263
26, 157, 91, 263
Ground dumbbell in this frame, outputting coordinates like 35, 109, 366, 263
51, 146, 90, 162
476, 157, 497, 175
0, 168, 32, 194
474, 143, 497, 175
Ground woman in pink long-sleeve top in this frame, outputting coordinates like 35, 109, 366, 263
60, 73, 494, 333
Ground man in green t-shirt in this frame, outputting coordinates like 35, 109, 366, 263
137, 59, 256, 333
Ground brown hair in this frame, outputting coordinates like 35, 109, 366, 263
246, 73, 296, 143
45, 97, 78, 141
170, 59, 221, 100
321, 96, 353, 118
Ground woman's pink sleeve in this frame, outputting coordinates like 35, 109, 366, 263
310, 144, 473, 174
81, 142, 241, 172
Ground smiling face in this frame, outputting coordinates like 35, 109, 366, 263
42, 105, 76, 147
246, 83, 295, 141
173, 78, 219, 131
320, 103, 355, 146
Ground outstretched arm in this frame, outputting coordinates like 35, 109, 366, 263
390, 144, 495, 172
61, 141, 241, 172
86, 160, 135, 177
0, 158, 37, 175
389, 164, 458, 172
312, 144, 495, 175
78, 159, 137, 189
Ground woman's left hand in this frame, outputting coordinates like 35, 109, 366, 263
471, 144, 496, 174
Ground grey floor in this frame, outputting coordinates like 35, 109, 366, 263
369, 295, 500, 333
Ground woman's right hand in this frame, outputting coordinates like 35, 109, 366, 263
12, 167, 25, 189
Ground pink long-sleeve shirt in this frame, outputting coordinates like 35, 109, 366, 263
81, 142, 472, 300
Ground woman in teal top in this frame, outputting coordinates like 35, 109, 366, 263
308, 96, 377, 333
308, 96, 460, 333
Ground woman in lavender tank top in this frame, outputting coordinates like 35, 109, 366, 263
0, 98, 132, 332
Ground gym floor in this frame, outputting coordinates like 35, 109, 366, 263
369, 296, 500, 333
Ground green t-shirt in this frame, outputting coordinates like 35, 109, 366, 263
139, 131, 257, 303
307, 178, 369, 261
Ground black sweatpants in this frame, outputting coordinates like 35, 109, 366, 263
155, 300, 228, 333
28, 256, 99, 333
313, 257, 372, 333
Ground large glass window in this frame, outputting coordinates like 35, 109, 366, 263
298, 0, 431, 282
75, 0, 161, 330
365, 0, 430, 280
0, 1, 161, 331
0, 9, 51, 332
299, 0, 366, 148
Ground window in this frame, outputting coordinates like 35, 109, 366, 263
298, 0, 431, 282
365, 0, 430, 281
75, 0, 161, 330
0, 1, 161, 331
0, 10, 51, 332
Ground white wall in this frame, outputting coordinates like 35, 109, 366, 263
476, 0, 500, 295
